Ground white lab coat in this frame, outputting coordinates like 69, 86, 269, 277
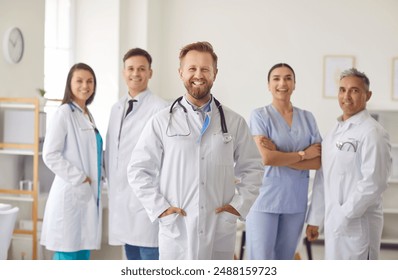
127, 96, 263, 260
105, 90, 168, 246
307, 110, 391, 259
41, 103, 102, 252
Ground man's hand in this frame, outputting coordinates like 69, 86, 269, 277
158, 207, 187, 218
83, 177, 92, 184
306, 225, 319, 241
215, 204, 240, 216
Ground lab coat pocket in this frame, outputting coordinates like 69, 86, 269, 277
214, 212, 238, 252
218, 211, 239, 224
159, 213, 180, 239
73, 182, 93, 204
334, 206, 362, 237
211, 133, 234, 165
335, 150, 356, 175
337, 217, 362, 237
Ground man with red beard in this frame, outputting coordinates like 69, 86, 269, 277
127, 41, 263, 259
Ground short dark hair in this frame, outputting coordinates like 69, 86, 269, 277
62, 63, 97, 106
179, 41, 218, 70
123, 48, 152, 67
267, 63, 296, 82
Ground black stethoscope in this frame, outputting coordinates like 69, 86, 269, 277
167, 96, 232, 143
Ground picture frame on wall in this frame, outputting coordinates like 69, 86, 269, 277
392, 57, 398, 100
323, 55, 355, 98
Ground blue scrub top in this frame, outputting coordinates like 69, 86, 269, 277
95, 128, 103, 207
249, 104, 322, 213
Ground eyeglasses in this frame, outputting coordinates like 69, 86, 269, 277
336, 138, 358, 152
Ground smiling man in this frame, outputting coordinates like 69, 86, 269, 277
105, 48, 168, 260
306, 68, 392, 259
127, 41, 263, 260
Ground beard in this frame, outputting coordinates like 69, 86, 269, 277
184, 79, 213, 102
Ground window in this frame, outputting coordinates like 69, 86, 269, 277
44, 0, 74, 99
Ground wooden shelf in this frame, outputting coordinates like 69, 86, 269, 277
0, 97, 42, 259
0, 149, 41, 156
0, 195, 34, 202
384, 208, 398, 214
0, 101, 35, 110
381, 238, 398, 245
389, 178, 398, 184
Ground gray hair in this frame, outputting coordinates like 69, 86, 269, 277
340, 68, 370, 91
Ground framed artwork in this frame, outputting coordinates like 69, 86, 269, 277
323, 55, 355, 98
393, 57, 398, 100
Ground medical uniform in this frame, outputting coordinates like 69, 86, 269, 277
246, 104, 321, 259
105, 90, 167, 250
41, 102, 103, 257
127, 96, 263, 260
307, 110, 391, 259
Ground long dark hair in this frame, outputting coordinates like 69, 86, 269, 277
62, 63, 97, 106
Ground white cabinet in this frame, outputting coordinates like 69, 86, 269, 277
370, 110, 398, 245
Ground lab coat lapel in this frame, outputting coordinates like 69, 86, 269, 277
116, 96, 127, 145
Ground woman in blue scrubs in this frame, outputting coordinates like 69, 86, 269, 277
246, 63, 322, 260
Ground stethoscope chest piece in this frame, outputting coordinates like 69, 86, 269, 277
223, 133, 232, 143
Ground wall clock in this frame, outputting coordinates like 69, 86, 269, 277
2, 27, 24, 64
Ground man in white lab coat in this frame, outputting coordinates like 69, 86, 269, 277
127, 41, 263, 260
306, 68, 392, 259
105, 48, 168, 259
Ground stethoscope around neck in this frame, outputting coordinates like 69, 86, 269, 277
167, 96, 232, 143
67, 102, 99, 133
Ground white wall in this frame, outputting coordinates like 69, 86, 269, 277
74, 0, 120, 137
0, 0, 45, 97
0, 0, 45, 191
146, 0, 398, 136
2, 0, 398, 136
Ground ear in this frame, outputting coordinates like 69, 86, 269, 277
366, 91, 372, 101
178, 68, 183, 80
213, 68, 218, 81
149, 68, 153, 79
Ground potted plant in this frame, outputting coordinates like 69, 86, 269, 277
36, 88, 47, 110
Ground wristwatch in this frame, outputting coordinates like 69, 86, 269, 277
298, 151, 305, 161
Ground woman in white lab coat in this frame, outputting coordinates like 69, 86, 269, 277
40, 63, 103, 260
